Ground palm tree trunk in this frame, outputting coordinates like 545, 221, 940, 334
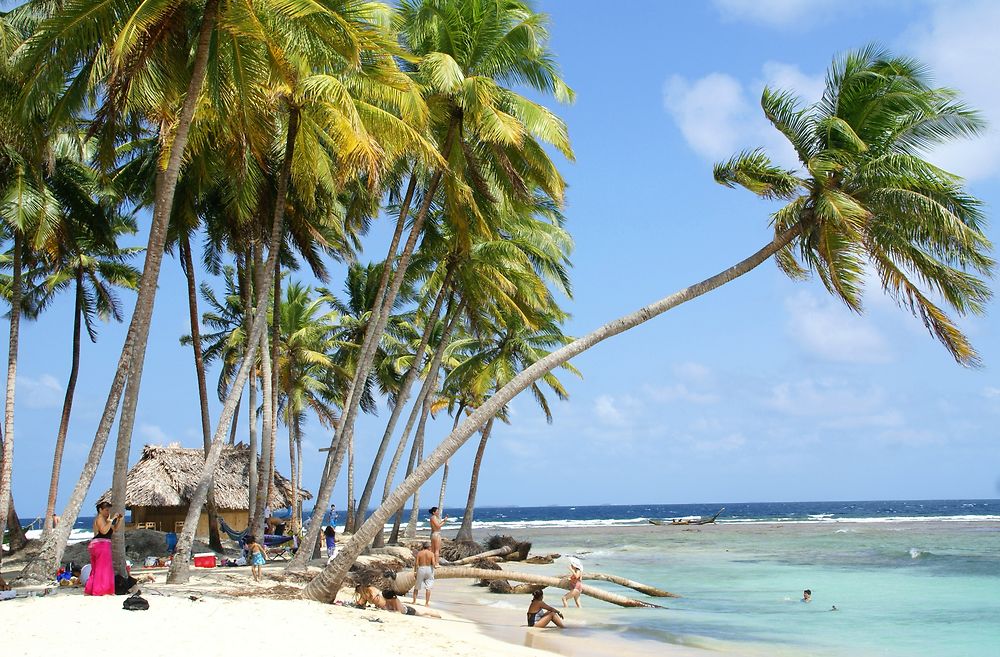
241, 255, 258, 516
388, 421, 422, 545
287, 414, 298, 533
455, 418, 495, 542
390, 567, 659, 608
353, 266, 453, 527
438, 405, 464, 511
43, 266, 84, 535
0, 232, 22, 563
228, 392, 241, 445
345, 431, 355, 533
332, 121, 459, 497
167, 106, 300, 584
374, 299, 461, 547
301, 225, 802, 600
251, 242, 272, 535
5, 495, 28, 554
20, 0, 221, 582
180, 233, 224, 552
404, 429, 426, 539
295, 421, 302, 529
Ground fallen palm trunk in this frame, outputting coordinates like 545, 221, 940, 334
391, 566, 663, 608
452, 545, 513, 564
583, 572, 679, 598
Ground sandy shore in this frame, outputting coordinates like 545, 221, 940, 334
2, 554, 706, 657
1, 563, 555, 657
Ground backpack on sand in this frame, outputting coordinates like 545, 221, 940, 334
123, 593, 149, 611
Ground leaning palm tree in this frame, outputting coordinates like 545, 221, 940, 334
303, 47, 995, 599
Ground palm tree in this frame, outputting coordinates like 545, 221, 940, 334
18, 0, 228, 578
324, 0, 576, 535
41, 216, 141, 534
303, 47, 994, 600
449, 310, 576, 542
168, 0, 435, 583
276, 281, 338, 532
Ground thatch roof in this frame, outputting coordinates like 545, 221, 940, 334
98, 444, 311, 510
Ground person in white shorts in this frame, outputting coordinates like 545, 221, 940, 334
413, 543, 436, 606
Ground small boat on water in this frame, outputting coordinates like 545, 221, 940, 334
649, 508, 725, 526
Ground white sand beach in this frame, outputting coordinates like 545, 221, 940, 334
2, 567, 549, 657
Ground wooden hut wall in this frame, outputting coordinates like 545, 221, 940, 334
131, 506, 250, 537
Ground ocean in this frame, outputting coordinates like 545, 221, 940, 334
45, 499, 1000, 656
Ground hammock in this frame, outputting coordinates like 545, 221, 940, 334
218, 517, 296, 547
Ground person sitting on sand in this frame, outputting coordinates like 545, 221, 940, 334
428, 507, 446, 566
802, 589, 812, 603
413, 542, 435, 607
246, 535, 266, 582
324, 525, 337, 560
527, 589, 564, 628
562, 559, 583, 608
0, 574, 9, 591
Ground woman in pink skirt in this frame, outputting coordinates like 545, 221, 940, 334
85, 502, 121, 596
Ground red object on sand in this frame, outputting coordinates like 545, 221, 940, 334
193, 553, 217, 568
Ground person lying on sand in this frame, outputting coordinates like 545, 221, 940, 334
527, 589, 564, 628
353, 585, 440, 618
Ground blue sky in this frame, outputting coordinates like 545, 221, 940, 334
9, 0, 1000, 517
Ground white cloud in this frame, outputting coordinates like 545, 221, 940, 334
594, 394, 627, 426
646, 383, 718, 405
663, 64, 823, 167
906, 1, 1000, 180
764, 378, 905, 432
139, 423, 169, 444
985, 387, 1000, 399
712, 0, 842, 28
760, 61, 826, 104
785, 292, 892, 364
17, 374, 63, 409
663, 73, 749, 161
672, 361, 713, 384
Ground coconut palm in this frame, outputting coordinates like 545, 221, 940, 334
448, 309, 577, 542
39, 215, 141, 534
275, 281, 338, 531
324, 0, 576, 535
303, 47, 994, 600
169, 1, 437, 583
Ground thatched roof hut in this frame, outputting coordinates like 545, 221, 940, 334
99, 444, 310, 536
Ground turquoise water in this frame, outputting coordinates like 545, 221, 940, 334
518, 521, 1000, 657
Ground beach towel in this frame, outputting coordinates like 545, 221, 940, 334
84, 538, 115, 596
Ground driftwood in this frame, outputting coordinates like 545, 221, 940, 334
583, 572, 680, 598
453, 545, 513, 564
392, 566, 663, 608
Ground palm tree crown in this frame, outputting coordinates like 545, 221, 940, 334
714, 46, 993, 365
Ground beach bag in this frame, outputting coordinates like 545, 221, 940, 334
122, 593, 149, 611
114, 574, 138, 595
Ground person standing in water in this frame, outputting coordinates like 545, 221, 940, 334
562, 559, 583, 607
428, 507, 446, 566
802, 589, 812, 602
